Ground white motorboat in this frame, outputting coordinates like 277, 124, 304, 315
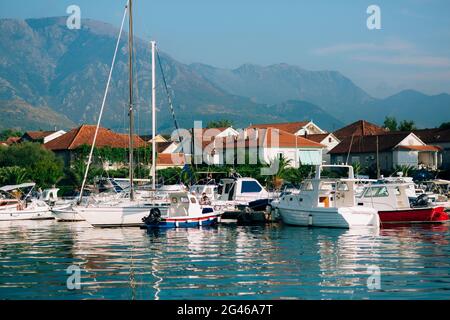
75, 200, 164, 228
142, 192, 222, 229
274, 165, 380, 229
0, 183, 53, 221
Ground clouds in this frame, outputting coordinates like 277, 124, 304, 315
353, 55, 450, 68
313, 39, 450, 68
312, 40, 413, 56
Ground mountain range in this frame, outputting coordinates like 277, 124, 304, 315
0, 17, 448, 134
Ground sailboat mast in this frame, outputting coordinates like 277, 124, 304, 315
128, 0, 135, 201
151, 41, 157, 190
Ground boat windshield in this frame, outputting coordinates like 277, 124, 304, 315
363, 186, 389, 198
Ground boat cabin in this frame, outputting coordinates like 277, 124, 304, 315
190, 184, 219, 201
357, 183, 412, 210
165, 192, 212, 218
294, 165, 359, 209
218, 178, 269, 202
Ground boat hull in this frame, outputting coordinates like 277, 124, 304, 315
75, 205, 168, 228
278, 206, 379, 229
0, 207, 53, 221
379, 206, 449, 224
52, 207, 85, 222
145, 213, 221, 229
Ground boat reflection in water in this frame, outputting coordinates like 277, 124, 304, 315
0, 221, 449, 300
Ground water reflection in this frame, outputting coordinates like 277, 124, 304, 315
0, 221, 449, 300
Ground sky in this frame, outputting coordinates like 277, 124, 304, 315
1, 0, 450, 98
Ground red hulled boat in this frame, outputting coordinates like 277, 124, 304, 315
357, 182, 449, 224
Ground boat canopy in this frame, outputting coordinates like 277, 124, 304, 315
0, 183, 36, 192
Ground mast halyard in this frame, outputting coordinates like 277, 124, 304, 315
151, 41, 157, 190
128, 0, 135, 201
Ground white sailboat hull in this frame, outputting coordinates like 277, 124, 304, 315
278, 206, 379, 229
0, 206, 53, 221
75, 204, 168, 228
52, 206, 85, 222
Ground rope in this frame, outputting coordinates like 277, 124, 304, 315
155, 48, 190, 184
78, 1, 129, 203
155, 49, 184, 153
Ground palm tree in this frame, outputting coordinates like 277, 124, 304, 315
266, 155, 292, 189
394, 165, 414, 177
352, 162, 363, 176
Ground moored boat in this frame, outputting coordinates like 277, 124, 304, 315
0, 183, 53, 221
357, 182, 449, 224
142, 192, 221, 229
274, 165, 380, 229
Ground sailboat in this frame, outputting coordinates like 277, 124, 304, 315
75, 0, 164, 228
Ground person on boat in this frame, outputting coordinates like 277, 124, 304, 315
200, 193, 211, 205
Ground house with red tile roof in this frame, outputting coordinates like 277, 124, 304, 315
212, 128, 325, 168
412, 128, 450, 169
156, 153, 186, 170
45, 125, 146, 167
21, 130, 66, 144
0, 137, 20, 147
329, 132, 442, 172
333, 120, 388, 140
248, 121, 325, 136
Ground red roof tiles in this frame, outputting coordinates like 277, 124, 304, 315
215, 128, 324, 149
248, 122, 310, 134
156, 153, 186, 166
45, 125, 146, 151
23, 131, 56, 141
329, 132, 440, 154
334, 120, 387, 140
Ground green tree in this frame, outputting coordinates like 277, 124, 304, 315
0, 166, 29, 185
0, 143, 63, 188
383, 116, 398, 131
0, 129, 23, 141
398, 120, 417, 131
439, 122, 450, 130
206, 120, 234, 129
281, 165, 315, 184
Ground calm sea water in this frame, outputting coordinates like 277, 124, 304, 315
0, 220, 449, 300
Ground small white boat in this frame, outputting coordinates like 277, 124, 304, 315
212, 177, 276, 223
75, 201, 168, 228
142, 192, 221, 229
0, 183, 53, 221
274, 165, 380, 229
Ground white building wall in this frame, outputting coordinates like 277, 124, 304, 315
320, 135, 340, 164
393, 150, 419, 168
263, 147, 323, 168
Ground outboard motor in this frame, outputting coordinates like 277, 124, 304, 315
142, 208, 162, 224
412, 194, 429, 208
